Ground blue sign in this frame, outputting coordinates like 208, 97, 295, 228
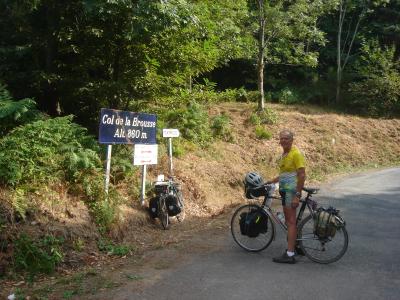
99, 108, 157, 144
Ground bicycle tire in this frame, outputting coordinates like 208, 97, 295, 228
175, 189, 185, 222
297, 214, 348, 264
231, 204, 275, 252
159, 196, 169, 230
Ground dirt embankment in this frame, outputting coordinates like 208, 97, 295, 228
175, 102, 400, 212
1, 102, 399, 298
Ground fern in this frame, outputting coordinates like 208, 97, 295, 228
0, 116, 101, 186
0, 84, 42, 135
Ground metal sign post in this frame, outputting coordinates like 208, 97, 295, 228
134, 144, 158, 206
162, 129, 180, 176
105, 145, 113, 196
168, 137, 173, 175
141, 165, 147, 206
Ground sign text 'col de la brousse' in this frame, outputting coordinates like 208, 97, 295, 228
99, 108, 157, 144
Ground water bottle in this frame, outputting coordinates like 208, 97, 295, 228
276, 212, 285, 223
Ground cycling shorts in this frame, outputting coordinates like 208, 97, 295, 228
279, 190, 296, 207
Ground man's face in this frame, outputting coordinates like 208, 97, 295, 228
279, 134, 293, 150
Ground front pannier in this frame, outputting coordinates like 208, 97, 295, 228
166, 195, 182, 216
239, 208, 268, 238
314, 208, 337, 238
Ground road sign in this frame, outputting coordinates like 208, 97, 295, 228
133, 144, 158, 166
163, 128, 180, 138
99, 108, 157, 144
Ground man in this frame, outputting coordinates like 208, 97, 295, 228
267, 129, 306, 264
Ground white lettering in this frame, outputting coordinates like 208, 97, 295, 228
102, 114, 114, 125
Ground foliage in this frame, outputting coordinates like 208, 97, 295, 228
277, 87, 302, 104
0, 84, 42, 135
0, 0, 250, 129
0, 116, 100, 186
98, 239, 131, 256
13, 233, 64, 276
348, 40, 400, 116
255, 125, 272, 140
211, 113, 234, 142
249, 107, 279, 125
106, 145, 140, 184
165, 101, 212, 147
82, 175, 120, 233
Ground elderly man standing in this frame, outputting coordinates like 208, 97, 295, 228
267, 129, 306, 264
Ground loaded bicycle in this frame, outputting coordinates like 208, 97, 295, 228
149, 175, 185, 230
148, 128, 184, 229
231, 172, 348, 264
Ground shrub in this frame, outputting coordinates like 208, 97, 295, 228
277, 87, 302, 104
249, 113, 260, 125
211, 114, 234, 142
165, 101, 212, 147
98, 239, 131, 256
0, 116, 101, 186
255, 126, 272, 140
248, 107, 278, 126
348, 40, 400, 116
82, 175, 120, 233
13, 234, 64, 276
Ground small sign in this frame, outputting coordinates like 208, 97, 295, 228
163, 128, 180, 138
134, 144, 158, 166
99, 108, 157, 144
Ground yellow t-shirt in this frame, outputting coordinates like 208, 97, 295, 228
279, 146, 305, 173
278, 146, 305, 191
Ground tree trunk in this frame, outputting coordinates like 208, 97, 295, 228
336, 0, 343, 104
44, 1, 59, 115
257, 0, 265, 111
257, 50, 265, 111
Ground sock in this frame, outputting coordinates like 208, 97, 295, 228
287, 251, 295, 257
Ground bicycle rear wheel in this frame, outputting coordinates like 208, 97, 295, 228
297, 214, 348, 264
175, 189, 185, 222
158, 196, 169, 230
231, 204, 275, 252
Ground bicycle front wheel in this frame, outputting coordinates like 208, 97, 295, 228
298, 215, 348, 264
158, 196, 169, 230
231, 204, 275, 252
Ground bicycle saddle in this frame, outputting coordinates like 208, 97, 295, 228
303, 187, 319, 194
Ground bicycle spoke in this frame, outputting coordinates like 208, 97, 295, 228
231, 204, 275, 252
298, 214, 348, 264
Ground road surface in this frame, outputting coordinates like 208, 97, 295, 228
92, 168, 400, 300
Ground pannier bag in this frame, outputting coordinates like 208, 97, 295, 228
239, 208, 268, 238
314, 208, 337, 238
166, 195, 182, 216
149, 197, 159, 219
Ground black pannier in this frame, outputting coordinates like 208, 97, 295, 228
245, 185, 266, 199
239, 208, 268, 238
149, 197, 159, 218
166, 195, 182, 216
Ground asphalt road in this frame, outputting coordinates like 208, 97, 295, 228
105, 168, 400, 300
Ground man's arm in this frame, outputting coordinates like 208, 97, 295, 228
295, 167, 306, 196
267, 176, 279, 184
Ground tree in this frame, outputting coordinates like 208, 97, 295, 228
348, 39, 400, 115
250, 0, 335, 111
335, 0, 367, 103
334, 0, 390, 104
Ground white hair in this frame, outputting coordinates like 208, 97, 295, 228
279, 129, 294, 140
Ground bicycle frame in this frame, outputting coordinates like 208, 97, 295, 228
257, 190, 317, 235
